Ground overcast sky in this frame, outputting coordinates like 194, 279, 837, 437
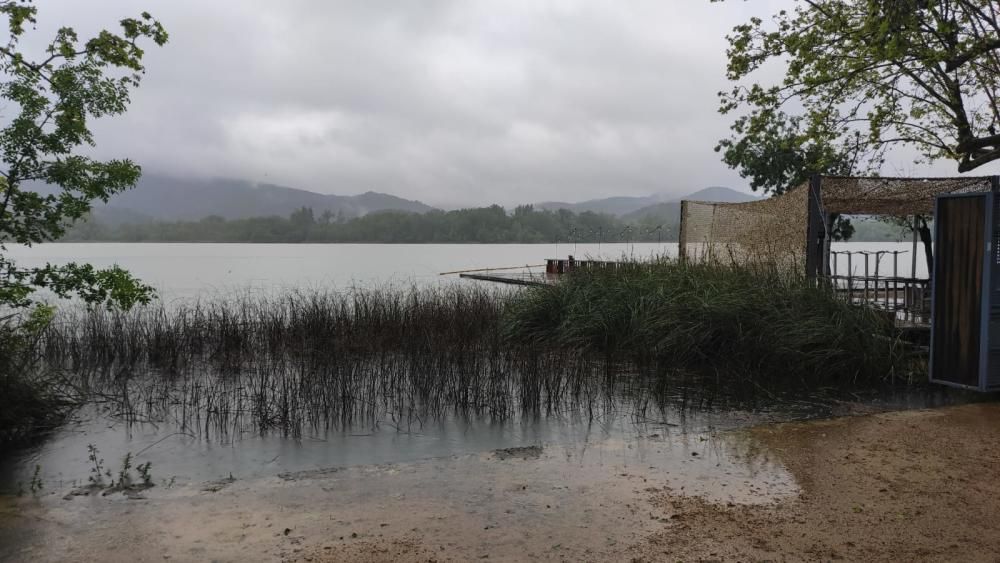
32, 1, 996, 207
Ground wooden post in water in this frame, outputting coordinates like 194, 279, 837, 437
805, 175, 825, 281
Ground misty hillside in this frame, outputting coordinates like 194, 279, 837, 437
535, 195, 665, 216
622, 187, 759, 223
536, 186, 755, 217
86, 180, 755, 228
87, 175, 436, 222
679, 186, 759, 204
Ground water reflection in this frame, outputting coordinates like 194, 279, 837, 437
2, 368, 985, 495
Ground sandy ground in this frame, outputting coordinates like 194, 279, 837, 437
632, 402, 1000, 562
2, 403, 1000, 562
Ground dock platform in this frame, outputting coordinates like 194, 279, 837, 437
458, 272, 553, 286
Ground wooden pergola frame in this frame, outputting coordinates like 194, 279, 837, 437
804, 174, 1000, 280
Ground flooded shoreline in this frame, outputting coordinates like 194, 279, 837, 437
1, 375, 983, 495
5, 402, 1000, 562
1, 421, 797, 562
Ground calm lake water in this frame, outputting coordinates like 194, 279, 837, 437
6, 241, 928, 301
0, 242, 944, 495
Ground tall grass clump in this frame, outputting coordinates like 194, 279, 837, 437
504, 258, 906, 384
42, 284, 515, 368
35, 285, 634, 438
0, 306, 78, 448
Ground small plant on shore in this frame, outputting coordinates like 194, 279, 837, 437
116, 452, 133, 488
137, 461, 153, 487
29, 465, 43, 494
82, 447, 155, 493
87, 444, 106, 486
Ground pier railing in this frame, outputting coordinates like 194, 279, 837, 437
826, 250, 930, 324
545, 257, 631, 274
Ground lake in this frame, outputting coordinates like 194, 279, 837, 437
5, 241, 929, 301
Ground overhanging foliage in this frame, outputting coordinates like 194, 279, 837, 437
716, 0, 1000, 184
0, 1, 166, 309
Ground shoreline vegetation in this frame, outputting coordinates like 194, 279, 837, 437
0, 257, 919, 450
60, 205, 912, 244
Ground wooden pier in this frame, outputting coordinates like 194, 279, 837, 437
446, 256, 621, 287
458, 272, 551, 286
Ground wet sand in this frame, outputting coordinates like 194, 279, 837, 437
633, 402, 1000, 562
2, 403, 999, 562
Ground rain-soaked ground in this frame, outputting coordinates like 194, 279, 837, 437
0, 379, 992, 561
0, 427, 797, 561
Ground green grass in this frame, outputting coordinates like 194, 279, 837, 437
503, 258, 908, 384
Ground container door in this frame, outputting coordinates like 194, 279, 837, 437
931, 193, 988, 389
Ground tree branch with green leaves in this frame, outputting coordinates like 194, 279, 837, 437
0, 1, 166, 309
714, 0, 1000, 190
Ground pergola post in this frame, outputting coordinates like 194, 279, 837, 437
824, 213, 835, 277
805, 174, 825, 280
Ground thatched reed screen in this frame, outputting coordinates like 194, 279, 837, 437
820, 176, 996, 215
678, 175, 998, 271
679, 185, 809, 269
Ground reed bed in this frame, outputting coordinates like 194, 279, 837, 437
43, 286, 509, 367
503, 259, 909, 384
35, 285, 672, 440
3, 261, 914, 446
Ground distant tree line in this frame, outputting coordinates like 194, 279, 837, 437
62, 205, 679, 244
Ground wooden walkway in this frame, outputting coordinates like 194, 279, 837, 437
458, 272, 553, 286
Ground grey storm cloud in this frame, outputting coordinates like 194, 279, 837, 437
27, 1, 966, 207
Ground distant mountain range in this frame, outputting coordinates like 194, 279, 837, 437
536, 186, 757, 218
620, 187, 759, 226
54, 178, 908, 242
64, 175, 756, 227
84, 175, 435, 224
528, 186, 759, 240
536, 194, 669, 216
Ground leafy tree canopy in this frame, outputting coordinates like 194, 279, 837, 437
715, 0, 1000, 195
0, 1, 166, 309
